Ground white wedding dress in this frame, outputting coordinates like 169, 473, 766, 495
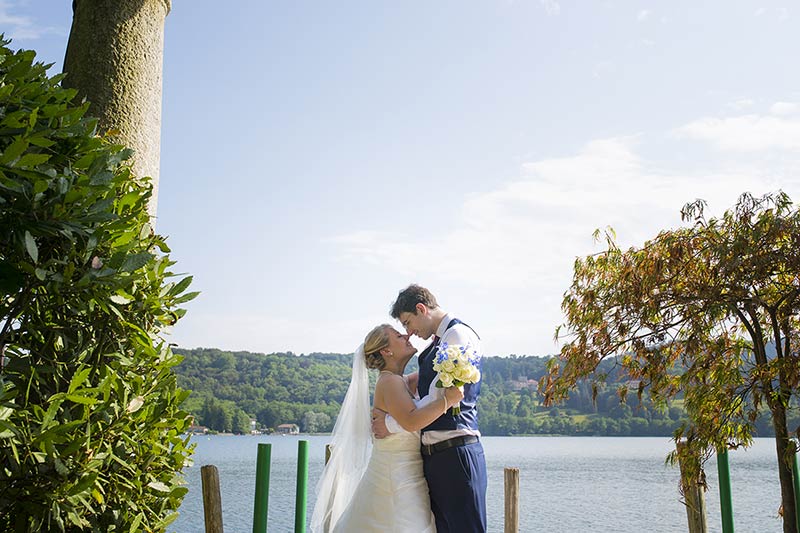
311, 345, 436, 533
332, 422, 436, 532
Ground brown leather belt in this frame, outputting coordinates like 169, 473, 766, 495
421, 435, 479, 456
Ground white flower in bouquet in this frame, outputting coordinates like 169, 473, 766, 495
432, 342, 481, 415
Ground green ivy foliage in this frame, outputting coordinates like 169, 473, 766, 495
0, 39, 196, 531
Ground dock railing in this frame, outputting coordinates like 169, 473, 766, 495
202, 439, 522, 532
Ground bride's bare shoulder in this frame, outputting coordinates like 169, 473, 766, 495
376, 371, 403, 384
375, 372, 406, 395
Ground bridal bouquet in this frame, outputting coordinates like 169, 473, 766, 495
433, 342, 481, 415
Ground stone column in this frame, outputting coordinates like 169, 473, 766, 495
63, 0, 171, 218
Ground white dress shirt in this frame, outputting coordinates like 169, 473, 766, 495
384, 313, 482, 445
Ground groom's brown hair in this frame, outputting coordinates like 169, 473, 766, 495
390, 284, 439, 319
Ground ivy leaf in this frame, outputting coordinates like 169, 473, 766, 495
110, 294, 131, 305
33, 179, 49, 194
130, 514, 143, 532
68, 368, 92, 394
126, 396, 145, 413
28, 135, 55, 148
156, 511, 180, 529
0, 422, 15, 439
68, 473, 97, 496
16, 153, 50, 168
54, 456, 69, 476
0, 137, 28, 164
173, 291, 200, 305
65, 394, 97, 405
42, 398, 63, 427
168, 275, 193, 297
147, 481, 170, 493
24, 231, 38, 263
121, 253, 153, 273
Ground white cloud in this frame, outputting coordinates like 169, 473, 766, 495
0, 1, 64, 40
754, 8, 767, 17
770, 102, 800, 116
330, 131, 798, 355
331, 138, 786, 293
592, 60, 614, 79
637, 10, 650, 22
675, 112, 800, 151
540, 0, 560, 16
728, 98, 755, 111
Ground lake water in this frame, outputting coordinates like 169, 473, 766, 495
170, 435, 783, 532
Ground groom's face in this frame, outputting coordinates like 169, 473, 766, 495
399, 306, 434, 340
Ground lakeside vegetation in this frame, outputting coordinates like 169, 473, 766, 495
174, 347, 798, 437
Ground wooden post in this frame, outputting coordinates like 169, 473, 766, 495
504, 467, 520, 533
201, 465, 224, 533
677, 441, 708, 533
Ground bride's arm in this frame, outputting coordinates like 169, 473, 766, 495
380, 372, 421, 434
376, 375, 463, 432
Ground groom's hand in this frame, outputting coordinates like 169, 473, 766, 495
371, 408, 390, 439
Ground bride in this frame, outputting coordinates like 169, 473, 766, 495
310, 324, 463, 532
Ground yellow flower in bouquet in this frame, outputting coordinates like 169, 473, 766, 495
432, 342, 481, 415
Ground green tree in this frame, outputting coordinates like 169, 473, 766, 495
201, 398, 230, 432
515, 391, 535, 418
302, 411, 332, 434
0, 41, 196, 531
543, 192, 800, 532
230, 409, 252, 435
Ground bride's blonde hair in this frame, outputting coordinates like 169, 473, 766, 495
363, 324, 390, 370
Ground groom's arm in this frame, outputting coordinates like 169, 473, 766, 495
405, 372, 419, 398
371, 408, 392, 439
371, 409, 406, 438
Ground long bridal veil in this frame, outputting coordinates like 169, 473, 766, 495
310, 344, 372, 532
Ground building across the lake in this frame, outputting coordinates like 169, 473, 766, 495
510, 376, 538, 391
276, 423, 299, 435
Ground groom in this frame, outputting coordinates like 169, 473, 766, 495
372, 284, 487, 532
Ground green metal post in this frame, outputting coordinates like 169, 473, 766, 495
253, 443, 271, 533
717, 447, 734, 533
295, 440, 309, 533
793, 442, 800, 533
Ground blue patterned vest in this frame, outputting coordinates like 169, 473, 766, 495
417, 318, 481, 433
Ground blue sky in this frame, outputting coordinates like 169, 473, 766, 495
5, 1, 800, 357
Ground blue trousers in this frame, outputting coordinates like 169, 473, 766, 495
422, 440, 487, 533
